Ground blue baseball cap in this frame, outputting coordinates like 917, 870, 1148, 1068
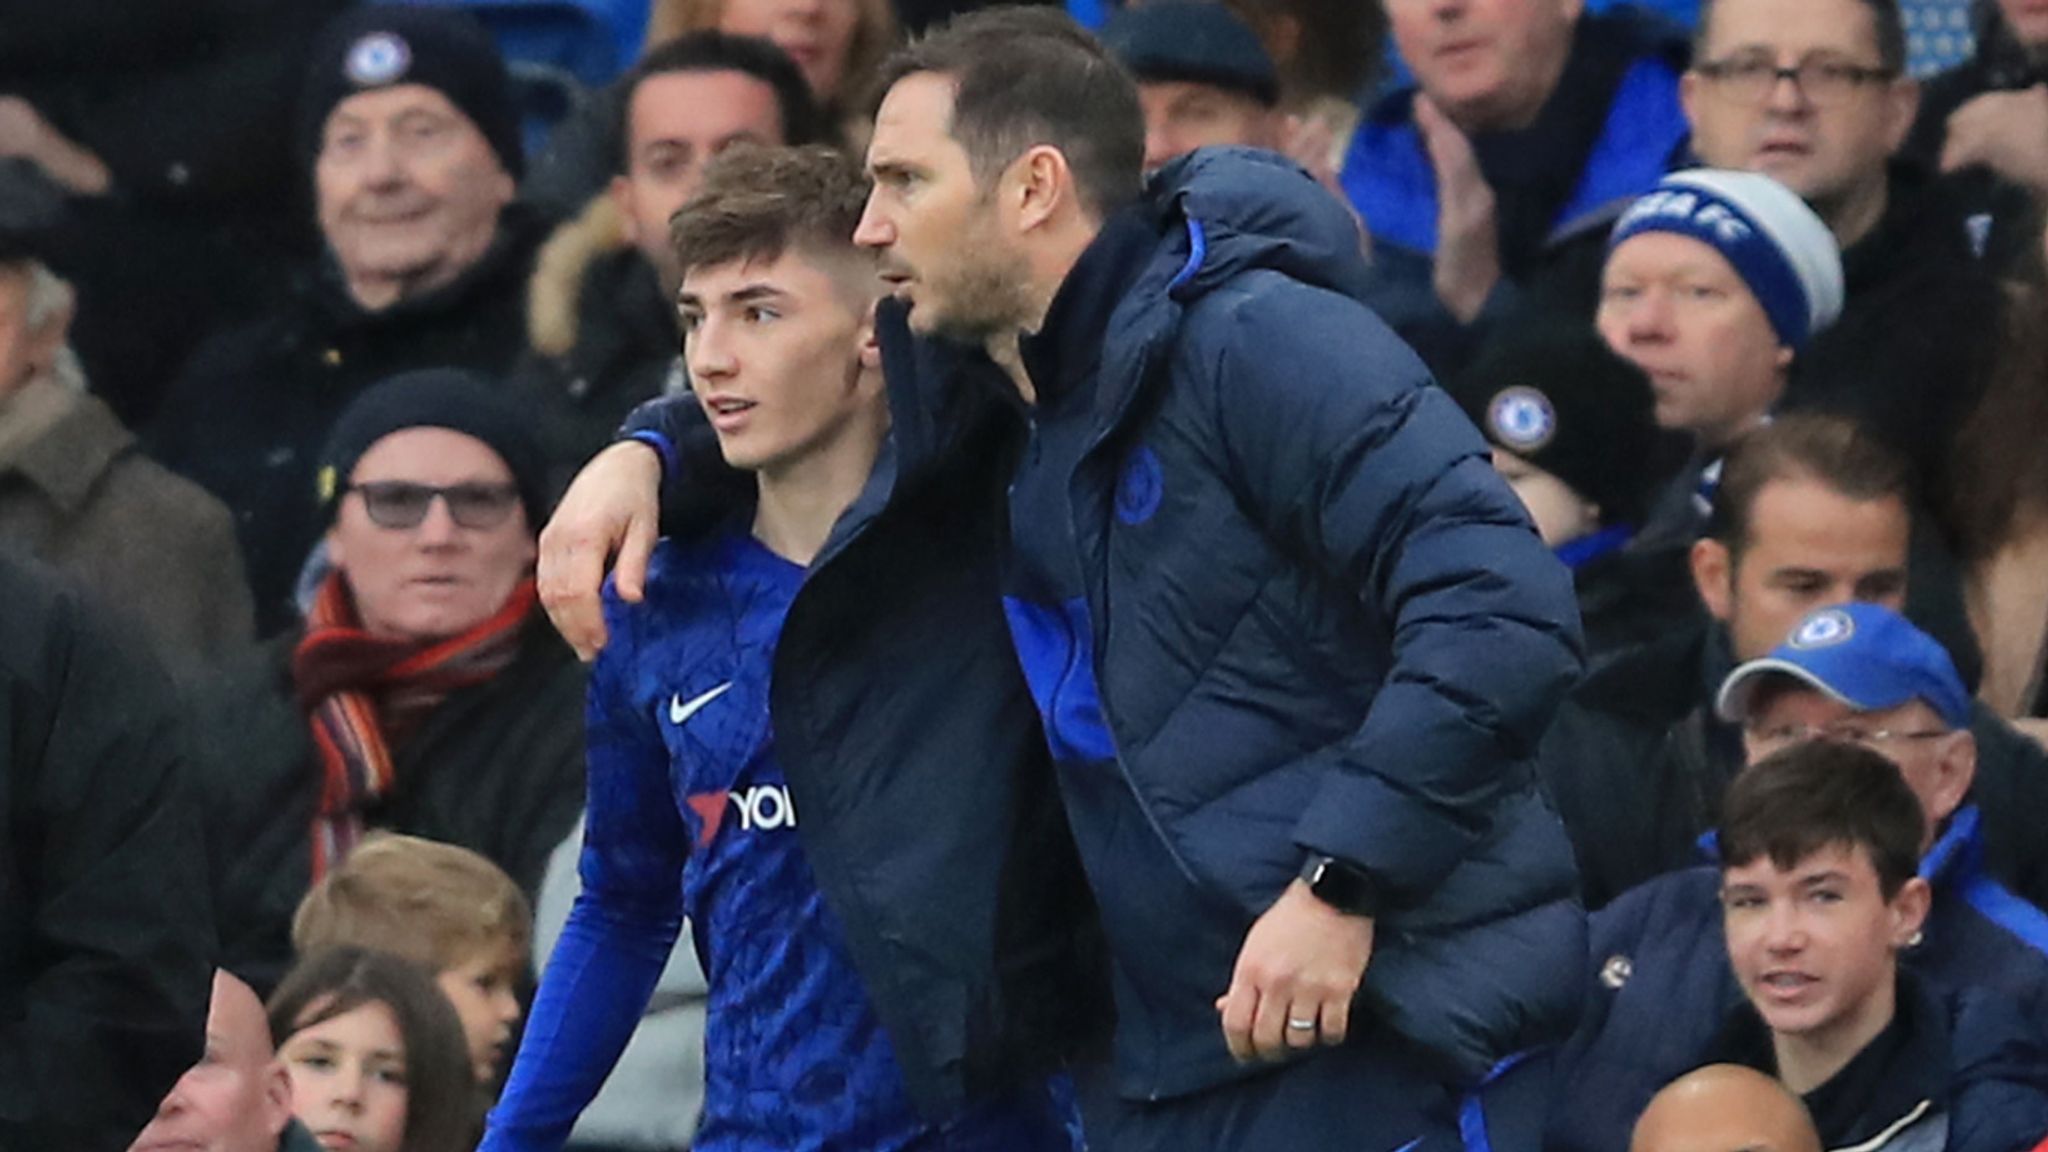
1716, 603, 1973, 730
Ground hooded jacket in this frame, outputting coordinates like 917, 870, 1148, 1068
1546, 807, 2048, 1151
148, 211, 546, 635
510, 197, 683, 497
997, 148, 1586, 1098
618, 298, 1110, 1121
1708, 973, 2048, 1152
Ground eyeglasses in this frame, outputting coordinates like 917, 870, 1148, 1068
1745, 722, 1952, 750
1694, 55, 1897, 107
346, 481, 521, 530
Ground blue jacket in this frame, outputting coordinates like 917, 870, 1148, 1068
995, 147, 1587, 1099
1546, 807, 2048, 1151
1342, 8, 1690, 375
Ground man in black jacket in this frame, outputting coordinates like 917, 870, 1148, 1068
150, 7, 542, 635
511, 32, 825, 492
192, 372, 584, 993
0, 547, 213, 1150
1537, 413, 2048, 912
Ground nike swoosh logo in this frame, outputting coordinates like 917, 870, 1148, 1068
669, 682, 733, 726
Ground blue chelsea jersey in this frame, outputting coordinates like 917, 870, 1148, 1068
502, 526, 1074, 1152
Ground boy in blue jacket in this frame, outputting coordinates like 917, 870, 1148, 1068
1704, 739, 2048, 1150
481, 144, 1080, 1152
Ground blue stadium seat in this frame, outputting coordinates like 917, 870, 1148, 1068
372, 0, 650, 87
1901, 0, 1980, 76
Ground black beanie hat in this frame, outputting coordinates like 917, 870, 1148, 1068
1447, 331, 1664, 527
1101, 1, 1280, 106
300, 7, 523, 178
317, 369, 548, 528
0, 159, 66, 266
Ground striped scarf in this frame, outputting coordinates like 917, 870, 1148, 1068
293, 572, 537, 881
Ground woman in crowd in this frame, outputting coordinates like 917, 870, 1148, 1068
268, 947, 477, 1152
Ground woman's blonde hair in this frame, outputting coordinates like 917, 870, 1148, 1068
645, 0, 899, 110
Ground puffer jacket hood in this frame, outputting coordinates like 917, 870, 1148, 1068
1146, 146, 1374, 305
1010, 145, 1586, 1092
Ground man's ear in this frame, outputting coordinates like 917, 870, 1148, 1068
1882, 77, 1922, 157
607, 175, 640, 245
855, 296, 884, 372
1928, 731, 1979, 827
261, 1058, 295, 1137
1891, 875, 1932, 946
1012, 144, 1076, 234
1692, 537, 1736, 622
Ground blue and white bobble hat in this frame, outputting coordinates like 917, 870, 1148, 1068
1609, 169, 1844, 351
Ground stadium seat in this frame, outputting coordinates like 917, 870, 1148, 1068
371, 0, 650, 87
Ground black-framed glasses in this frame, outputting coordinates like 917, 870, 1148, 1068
345, 481, 521, 530
1694, 55, 1897, 107
1745, 722, 1952, 750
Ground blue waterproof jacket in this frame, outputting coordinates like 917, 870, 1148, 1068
992, 148, 1587, 1096
1546, 807, 2048, 1151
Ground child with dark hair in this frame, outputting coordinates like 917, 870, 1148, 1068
1707, 742, 2048, 1151
268, 948, 479, 1152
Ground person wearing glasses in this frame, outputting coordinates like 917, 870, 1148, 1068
1543, 601, 2048, 1150
189, 369, 586, 994
1535, 413, 2048, 913
1679, 0, 2017, 474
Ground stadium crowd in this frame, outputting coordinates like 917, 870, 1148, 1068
6, 0, 2048, 1148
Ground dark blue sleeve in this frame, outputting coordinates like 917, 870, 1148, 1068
481, 587, 692, 1152
1203, 283, 1584, 901
619, 396, 754, 538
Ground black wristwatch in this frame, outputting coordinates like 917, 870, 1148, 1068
1300, 855, 1381, 918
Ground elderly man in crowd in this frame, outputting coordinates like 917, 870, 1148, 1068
151, 6, 541, 634
127, 970, 322, 1152
192, 371, 584, 992
1343, 0, 1692, 372
0, 159, 252, 677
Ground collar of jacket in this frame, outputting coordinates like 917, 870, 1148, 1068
308, 203, 546, 331
277, 1119, 328, 1152
1839, 163, 1983, 293
1919, 803, 1985, 890
1018, 207, 1159, 414
1708, 968, 1945, 1149
567, 247, 677, 379
0, 377, 133, 513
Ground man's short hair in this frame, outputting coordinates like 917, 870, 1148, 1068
615, 31, 827, 174
292, 834, 531, 972
1722, 740, 1925, 899
1707, 413, 1915, 561
670, 144, 872, 280
1694, 0, 1907, 75
874, 6, 1145, 218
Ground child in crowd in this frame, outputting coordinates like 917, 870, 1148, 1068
294, 834, 532, 1086
1708, 741, 2048, 1149
267, 947, 478, 1152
